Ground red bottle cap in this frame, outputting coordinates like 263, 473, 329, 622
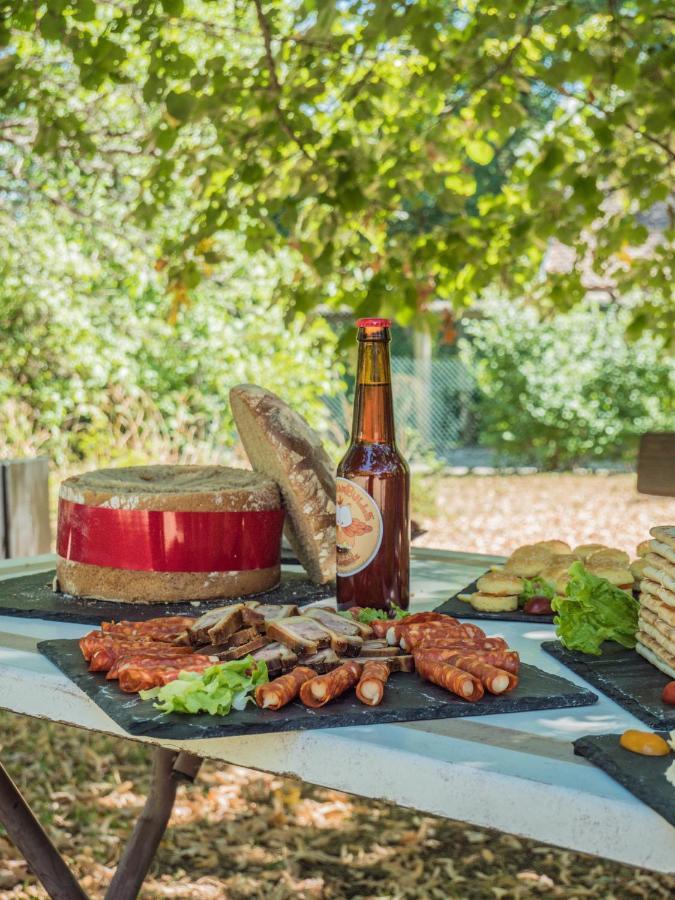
357, 317, 391, 328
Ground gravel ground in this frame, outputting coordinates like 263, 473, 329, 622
414, 473, 675, 557
1, 472, 674, 898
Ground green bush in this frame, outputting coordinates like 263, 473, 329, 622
0, 209, 342, 467
460, 300, 675, 469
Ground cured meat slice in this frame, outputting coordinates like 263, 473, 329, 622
386, 612, 461, 646
255, 666, 316, 710
304, 607, 372, 639
415, 656, 484, 701
399, 622, 483, 651
356, 660, 390, 706
250, 642, 298, 676
299, 661, 362, 708
86, 638, 158, 672
297, 648, 341, 674
265, 616, 332, 655
117, 656, 215, 693
101, 617, 196, 642
106, 645, 194, 679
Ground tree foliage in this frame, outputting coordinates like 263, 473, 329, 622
1, 0, 673, 339
461, 299, 675, 468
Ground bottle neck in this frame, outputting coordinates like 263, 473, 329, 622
351, 337, 396, 444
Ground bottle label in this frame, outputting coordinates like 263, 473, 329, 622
335, 476, 383, 577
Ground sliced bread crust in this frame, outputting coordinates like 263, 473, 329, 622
230, 384, 336, 584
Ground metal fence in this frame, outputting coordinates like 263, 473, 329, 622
325, 356, 480, 463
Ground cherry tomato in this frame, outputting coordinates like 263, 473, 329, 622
619, 730, 670, 756
662, 681, 675, 706
523, 595, 553, 616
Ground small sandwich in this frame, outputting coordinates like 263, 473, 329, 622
532, 540, 572, 556
586, 564, 634, 592
503, 545, 553, 578
586, 548, 631, 570
468, 592, 519, 613
573, 543, 608, 561
476, 571, 524, 596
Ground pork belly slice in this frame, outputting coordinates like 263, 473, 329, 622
265, 616, 332, 655
219, 626, 261, 649
241, 603, 299, 628
297, 648, 341, 674
351, 655, 414, 673
304, 607, 373, 639
213, 635, 268, 661
359, 641, 403, 658
189, 604, 244, 646
251, 642, 298, 676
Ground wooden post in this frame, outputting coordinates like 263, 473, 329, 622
1, 458, 51, 558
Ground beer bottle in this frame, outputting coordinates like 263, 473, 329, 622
336, 318, 410, 610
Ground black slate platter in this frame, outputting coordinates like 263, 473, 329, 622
436, 578, 555, 624
574, 733, 674, 827
38, 638, 598, 740
542, 640, 675, 730
0, 568, 333, 626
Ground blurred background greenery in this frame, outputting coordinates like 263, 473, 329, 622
1, 0, 673, 472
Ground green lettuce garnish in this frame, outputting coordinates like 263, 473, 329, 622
551, 562, 638, 655
140, 656, 268, 716
339, 604, 410, 624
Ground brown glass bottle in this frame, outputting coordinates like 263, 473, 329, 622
336, 318, 410, 610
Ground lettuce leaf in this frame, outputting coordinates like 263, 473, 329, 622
519, 576, 556, 607
551, 562, 639, 655
140, 656, 268, 716
338, 604, 410, 624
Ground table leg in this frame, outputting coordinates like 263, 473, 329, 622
104, 747, 202, 900
0, 757, 88, 900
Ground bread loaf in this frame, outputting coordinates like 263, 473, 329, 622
230, 385, 336, 584
56, 465, 284, 603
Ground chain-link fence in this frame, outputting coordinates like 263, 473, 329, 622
324, 356, 480, 463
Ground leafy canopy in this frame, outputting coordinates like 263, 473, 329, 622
1, 1, 673, 337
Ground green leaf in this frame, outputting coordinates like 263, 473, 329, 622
165, 90, 194, 122
465, 139, 494, 166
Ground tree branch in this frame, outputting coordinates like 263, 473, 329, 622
251, 0, 314, 162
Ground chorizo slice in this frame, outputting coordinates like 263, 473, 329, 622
255, 666, 316, 710
299, 661, 362, 708
356, 660, 390, 706
415, 656, 484, 701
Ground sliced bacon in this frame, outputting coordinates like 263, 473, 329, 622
299, 661, 362, 708
356, 660, 390, 706
255, 666, 316, 711
415, 656, 484, 701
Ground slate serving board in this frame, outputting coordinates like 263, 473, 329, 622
574, 733, 674, 827
0, 566, 333, 626
38, 638, 598, 740
542, 641, 675, 730
437, 578, 555, 624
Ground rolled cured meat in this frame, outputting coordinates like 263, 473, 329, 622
414, 646, 520, 675
356, 660, 390, 706
370, 620, 392, 640
415, 655, 484, 701
425, 652, 517, 695
255, 666, 316, 710
299, 660, 362, 708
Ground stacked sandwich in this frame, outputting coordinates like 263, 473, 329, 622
636, 526, 675, 679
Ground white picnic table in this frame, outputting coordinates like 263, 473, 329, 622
0, 550, 673, 897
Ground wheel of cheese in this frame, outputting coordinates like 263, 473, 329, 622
56, 465, 284, 603
230, 385, 336, 585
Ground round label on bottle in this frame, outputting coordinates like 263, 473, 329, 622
335, 476, 383, 577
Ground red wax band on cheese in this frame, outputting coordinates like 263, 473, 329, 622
57, 499, 284, 573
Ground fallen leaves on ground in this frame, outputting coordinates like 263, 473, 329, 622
0, 713, 673, 899
415, 473, 675, 557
